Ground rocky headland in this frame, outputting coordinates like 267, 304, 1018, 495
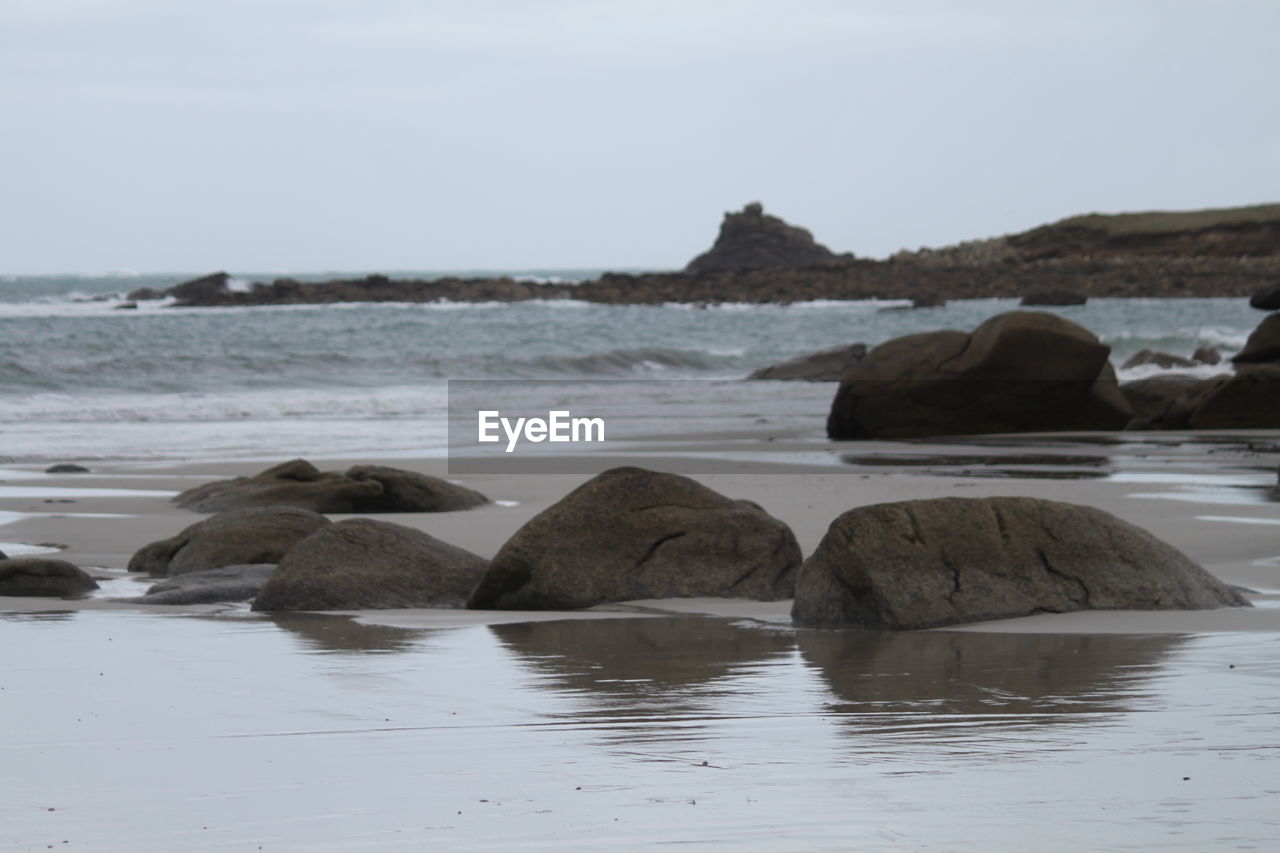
130, 203, 1280, 307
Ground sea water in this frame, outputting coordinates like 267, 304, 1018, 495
0, 271, 1263, 463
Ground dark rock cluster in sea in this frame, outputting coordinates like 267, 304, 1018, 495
127, 202, 1280, 307
684, 201, 847, 272
826, 311, 1131, 440
747, 307, 1280, 435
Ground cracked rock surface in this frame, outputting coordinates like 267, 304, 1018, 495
467, 466, 802, 610
791, 496, 1249, 630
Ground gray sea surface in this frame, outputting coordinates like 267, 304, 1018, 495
0, 270, 1264, 463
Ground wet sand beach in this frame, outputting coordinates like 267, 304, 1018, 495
2, 431, 1279, 850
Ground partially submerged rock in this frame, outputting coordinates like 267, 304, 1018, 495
467, 467, 801, 610
0, 557, 99, 597
827, 311, 1132, 439
131, 564, 276, 605
45, 463, 90, 474
252, 519, 488, 611
128, 506, 331, 577
791, 496, 1249, 630
173, 459, 487, 513
747, 343, 866, 381
1192, 346, 1222, 365
1121, 349, 1196, 370
685, 202, 842, 272
1020, 289, 1087, 306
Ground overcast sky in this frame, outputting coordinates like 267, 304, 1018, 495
3, 0, 1278, 274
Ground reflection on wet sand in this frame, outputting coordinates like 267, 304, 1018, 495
799, 630, 1184, 751
267, 612, 433, 654
0, 610, 77, 623
841, 452, 1112, 481
491, 617, 795, 694
490, 617, 796, 742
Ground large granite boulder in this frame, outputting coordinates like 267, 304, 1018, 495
827, 311, 1132, 439
174, 459, 487, 513
1163, 365, 1280, 428
130, 564, 277, 605
252, 519, 488, 611
792, 497, 1249, 630
467, 467, 801, 610
0, 557, 99, 597
685, 202, 841, 272
1231, 313, 1280, 365
747, 343, 866, 381
1249, 282, 1280, 311
128, 506, 331, 577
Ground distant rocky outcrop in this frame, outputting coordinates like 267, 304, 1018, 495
0, 557, 99, 597
252, 519, 489, 611
1006, 204, 1280, 260
684, 202, 844, 272
791, 496, 1249, 630
128, 507, 331, 578
747, 343, 866, 381
467, 466, 801, 610
826, 311, 1132, 440
132, 203, 1280, 308
173, 459, 487, 514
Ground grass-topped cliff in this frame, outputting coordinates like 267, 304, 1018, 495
1006, 203, 1280, 259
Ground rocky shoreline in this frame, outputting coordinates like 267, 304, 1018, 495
129, 202, 1280, 307
131, 254, 1280, 308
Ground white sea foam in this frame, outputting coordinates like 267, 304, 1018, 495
0, 385, 450, 424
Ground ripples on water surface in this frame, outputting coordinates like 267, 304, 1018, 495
2, 612, 1275, 850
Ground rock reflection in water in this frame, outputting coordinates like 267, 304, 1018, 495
0, 610, 77, 622
268, 613, 433, 654
841, 452, 1112, 481
799, 630, 1183, 754
490, 617, 796, 741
